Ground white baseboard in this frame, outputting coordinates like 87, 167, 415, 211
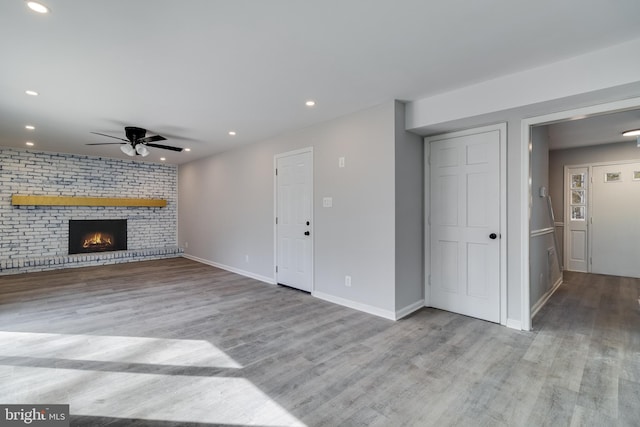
506, 319, 523, 330
312, 291, 396, 321
395, 299, 425, 320
182, 254, 276, 285
531, 276, 564, 319
182, 254, 422, 322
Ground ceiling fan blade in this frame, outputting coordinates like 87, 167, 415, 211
145, 143, 183, 152
90, 132, 129, 142
86, 142, 127, 145
138, 135, 166, 143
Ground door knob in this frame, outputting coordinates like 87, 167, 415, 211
304, 231, 310, 236
489, 233, 497, 240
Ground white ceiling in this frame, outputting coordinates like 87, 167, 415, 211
2, 0, 640, 164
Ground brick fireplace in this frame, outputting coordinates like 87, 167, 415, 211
0, 148, 182, 274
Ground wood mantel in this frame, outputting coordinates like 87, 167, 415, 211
11, 195, 167, 207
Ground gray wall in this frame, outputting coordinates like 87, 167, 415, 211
531, 126, 551, 232
179, 101, 423, 317
529, 127, 561, 309
549, 140, 640, 268
394, 101, 424, 311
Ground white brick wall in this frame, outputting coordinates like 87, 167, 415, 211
0, 148, 181, 274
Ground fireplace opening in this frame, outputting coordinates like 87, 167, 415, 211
69, 220, 127, 254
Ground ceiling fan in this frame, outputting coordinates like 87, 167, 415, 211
87, 126, 183, 157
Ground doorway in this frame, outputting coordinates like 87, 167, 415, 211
522, 97, 640, 330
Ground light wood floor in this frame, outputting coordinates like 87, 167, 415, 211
0, 259, 638, 426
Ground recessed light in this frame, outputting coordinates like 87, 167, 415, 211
25, 141, 34, 146
305, 100, 316, 107
25, 90, 38, 96
228, 131, 236, 136
184, 148, 191, 152
25, 125, 35, 130
26, 1, 49, 14
622, 129, 640, 137
160, 157, 166, 161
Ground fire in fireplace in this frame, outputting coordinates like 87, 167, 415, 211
69, 219, 127, 254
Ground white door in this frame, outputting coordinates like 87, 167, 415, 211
564, 167, 589, 272
591, 162, 640, 278
275, 150, 313, 292
428, 127, 501, 323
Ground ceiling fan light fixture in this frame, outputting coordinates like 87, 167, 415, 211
120, 144, 135, 156
135, 144, 149, 157
622, 129, 640, 137
26, 1, 49, 14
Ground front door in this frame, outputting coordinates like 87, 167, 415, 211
591, 162, 640, 278
275, 150, 313, 292
565, 167, 589, 272
428, 126, 502, 323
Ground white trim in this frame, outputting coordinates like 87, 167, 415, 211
423, 141, 431, 307
521, 121, 532, 331
499, 123, 508, 326
395, 300, 425, 320
521, 96, 640, 332
312, 291, 396, 321
424, 122, 507, 325
182, 254, 276, 285
273, 147, 314, 292
531, 276, 563, 319
506, 319, 522, 330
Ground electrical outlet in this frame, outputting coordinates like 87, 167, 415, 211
245, 255, 249, 263
339, 157, 345, 168
184, 242, 189, 248
345, 275, 351, 287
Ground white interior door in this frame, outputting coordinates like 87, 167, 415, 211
564, 167, 589, 272
275, 150, 313, 291
591, 162, 640, 278
428, 127, 501, 323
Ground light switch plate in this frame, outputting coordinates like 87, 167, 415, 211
339, 157, 345, 168
323, 197, 333, 208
